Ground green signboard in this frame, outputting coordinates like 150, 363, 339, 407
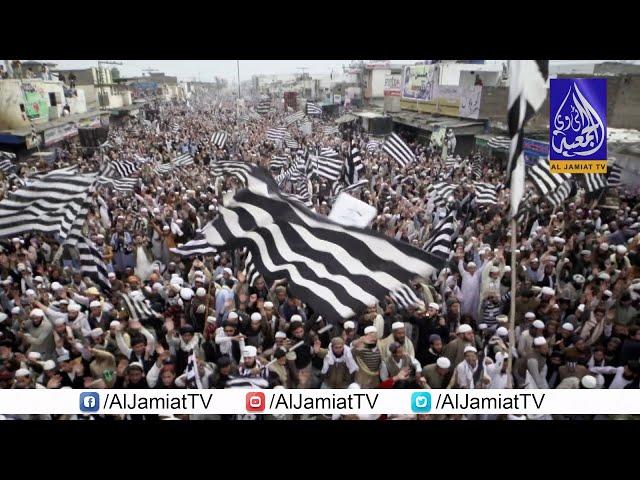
23, 89, 49, 121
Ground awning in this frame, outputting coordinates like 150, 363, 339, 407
335, 114, 358, 124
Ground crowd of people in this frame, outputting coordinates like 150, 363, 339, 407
0, 92, 639, 421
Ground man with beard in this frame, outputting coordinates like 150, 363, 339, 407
443, 324, 479, 368
238, 345, 270, 380
589, 359, 640, 389
517, 336, 550, 388
87, 300, 110, 331
406, 303, 448, 366
380, 342, 422, 384
378, 322, 416, 361
320, 337, 358, 389
351, 326, 382, 388
452, 345, 490, 389
422, 333, 445, 366
19, 308, 55, 360
422, 356, 452, 389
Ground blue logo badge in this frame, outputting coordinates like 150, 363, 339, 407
550, 78, 607, 162
411, 392, 432, 413
79, 392, 100, 412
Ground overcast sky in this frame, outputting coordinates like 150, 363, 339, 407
30, 60, 636, 83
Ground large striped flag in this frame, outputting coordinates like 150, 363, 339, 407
582, 173, 607, 194
210, 131, 228, 149
506, 60, 549, 218
197, 165, 444, 319
0, 151, 16, 174
175, 153, 194, 168
0, 169, 96, 240
315, 148, 343, 182
65, 233, 111, 293
266, 128, 287, 143
473, 182, 499, 206
428, 182, 457, 208
306, 102, 322, 115
256, 100, 271, 114
284, 112, 305, 126
382, 133, 416, 168
109, 160, 138, 178
607, 163, 622, 187
423, 213, 456, 259
527, 157, 571, 199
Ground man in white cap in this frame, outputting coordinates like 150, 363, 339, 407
351, 326, 382, 388
238, 345, 269, 380
443, 323, 479, 367
321, 337, 359, 388
610, 244, 631, 270
517, 319, 545, 358
378, 321, 415, 361
341, 320, 357, 346
453, 345, 490, 389
422, 356, 452, 389
19, 308, 55, 360
458, 257, 485, 321
517, 336, 549, 388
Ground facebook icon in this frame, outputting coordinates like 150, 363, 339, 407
79, 392, 100, 412
411, 392, 432, 413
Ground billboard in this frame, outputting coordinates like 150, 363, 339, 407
21, 83, 49, 121
401, 65, 436, 101
384, 74, 402, 97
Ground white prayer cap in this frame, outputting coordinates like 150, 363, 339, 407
91, 328, 104, 338
275, 331, 287, 339
195, 287, 206, 298
30, 308, 44, 317
90, 300, 101, 309
11, 306, 21, 314
162, 225, 170, 231
263, 301, 274, 309
581, 375, 597, 389
603, 289, 612, 297
489, 266, 499, 274
496, 314, 508, 324
25, 289, 36, 297
176, 219, 183, 225
343, 321, 355, 330
553, 237, 565, 244
208, 205, 215, 211
525, 312, 536, 320
541, 286, 554, 296
15, 368, 31, 378
2, 278, 12, 285
228, 312, 239, 320
43, 360, 56, 371
290, 314, 302, 323
436, 357, 451, 369
577, 304, 586, 312
141, 208, 148, 214
153, 207, 160, 214
573, 274, 585, 284
392, 321, 405, 330
580, 250, 591, 256
27, 352, 41, 361
180, 288, 194, 300
599, 242, 609, 251
51, 282, 63, 291
0, 313, 7, 323
617, 245, 628, 255
562, 322, 574, 332
53, 318, 66, 326
478, 323, 488, 330
152, 283, 164, 291
206, 316, 216, 325
457, 324, 472, 334
364, 326, 377, 335
503, 266, 511, 273
108, 272, 116, 279
428, 302, 440, 310
464, 345, 477, 354
110, 321, 120, 328
348, 383, 361, 389
67, 303, 81, 313
17, 263, 26, 271
242, 346, 257, 358
96, 234, 104, 240
11, 237, 21, 243
467, 262, 477, 269
170, 276, 183, 286
598, 272, 610, 281
223, 267, 233, 275
533, 336, 547, 347
532, 320, 545, 329
496, 326, 509, 337
34, 276, 43, 283
250, 312, 262, 322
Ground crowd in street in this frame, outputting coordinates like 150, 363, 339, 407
1, 92, 639, 421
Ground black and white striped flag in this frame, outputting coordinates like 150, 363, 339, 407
283, 132, 299, 150
154, 163, 173, 175
171, 123, 180, 133
210, 131, 228, 149
109, 160, 138, 178
170, 237, 217, 257
270, 155, 289, 172
582, 173, 607, 193
473, 182, 499, 206
332, 179, 368, 197
428, 182, 457, 208
527, 157, 571, 198
366, 140, 381, 153
315, 148, 343, 182
243, 249, 261, 287
97, 177, 138, 193
119, 292, 160, 322
423, 213, 455, 259
266, 128, 287, 143
306, 102, 322, 115
506, 60, 549, 218
175, 153, 194, 168
0, 170, 96, 240
198, 165, 444, 319
488, 136, 511, 150
382, 133, 416, 168
256, 100, 271, 114
65, 233, 112, 293
284, 112, 305, 126
0, 151, 16, 174
607, 164, 622, 187
471, 156, 482, 181
346, 146, 364, 184
185, 350, 204, 389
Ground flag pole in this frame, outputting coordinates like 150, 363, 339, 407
506, 217, 517, 388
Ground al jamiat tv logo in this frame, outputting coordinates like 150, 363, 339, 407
549, 78, 607, 173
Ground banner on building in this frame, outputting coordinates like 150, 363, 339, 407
401, 65, 436, 101
384, 74, 402, 97
459, 86, 482, 119
21, 83, 49, 121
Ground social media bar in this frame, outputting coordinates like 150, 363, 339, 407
2, 389, 640, 415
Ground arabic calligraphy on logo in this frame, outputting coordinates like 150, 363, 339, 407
549, 78, 607, 173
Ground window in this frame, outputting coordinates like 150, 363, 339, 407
49, 92, 57, 107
